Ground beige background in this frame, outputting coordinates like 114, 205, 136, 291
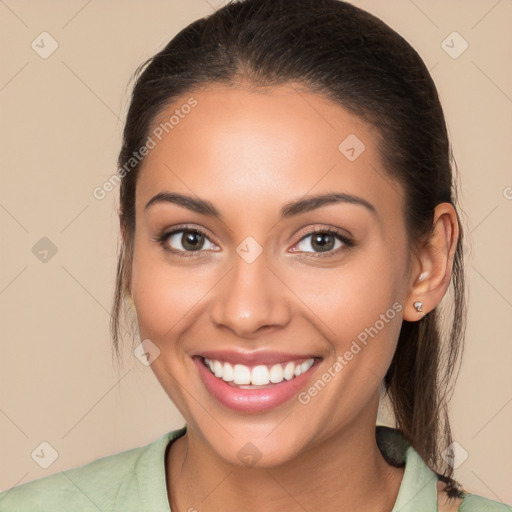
1, 0, 511, 503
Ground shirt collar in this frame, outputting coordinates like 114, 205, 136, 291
391, 444, 439, 511
138, 425, 438, 511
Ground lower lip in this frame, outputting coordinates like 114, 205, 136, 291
194, 357, 319, 413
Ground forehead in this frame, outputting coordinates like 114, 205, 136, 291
135, 84, 404, 226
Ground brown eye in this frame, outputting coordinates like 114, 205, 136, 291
162, 229, 218, 254
179, 230, 205, 251
293, 228, 353, 256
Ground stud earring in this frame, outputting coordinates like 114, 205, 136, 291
413, 301, 423, 313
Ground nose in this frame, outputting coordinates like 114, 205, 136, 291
209, 250, 292, 339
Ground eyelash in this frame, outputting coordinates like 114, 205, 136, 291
154, 225, 355, 259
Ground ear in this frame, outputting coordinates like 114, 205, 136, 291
403, 202, 459, 321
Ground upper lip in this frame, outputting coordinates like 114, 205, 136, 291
195, 350, 319, 366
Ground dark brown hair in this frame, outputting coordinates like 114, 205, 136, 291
111, 0, 467, 497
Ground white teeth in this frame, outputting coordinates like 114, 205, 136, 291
301, 359, 314, 373
203, 357, 315, 386
251, 365, 270, 385
233, 364, 251, 385
222, 362, 234, 382
213, 360, 223, 378
283, 362, 295, 380
269, 364, 284, 384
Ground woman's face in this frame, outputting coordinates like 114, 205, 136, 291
130, 84, 414, 466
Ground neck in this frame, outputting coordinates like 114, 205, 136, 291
166, 412, 404, 512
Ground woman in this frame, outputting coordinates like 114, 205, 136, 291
1, 0, 509, 510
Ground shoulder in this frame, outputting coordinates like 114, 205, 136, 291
0, 429, 181, 512
437, 481, 512, 512
0, 443, 148, 512
459, 493, 512, 512
376, 426, 510, 512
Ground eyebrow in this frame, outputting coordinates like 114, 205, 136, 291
144, 191, 377, 219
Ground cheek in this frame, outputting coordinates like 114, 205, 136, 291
130, 239, 212, 341
288, 249, 406, 385
293, 251, 403, 330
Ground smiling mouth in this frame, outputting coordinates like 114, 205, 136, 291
201, 356, 316, 388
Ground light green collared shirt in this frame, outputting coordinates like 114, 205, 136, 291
0, 425, 510, 511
